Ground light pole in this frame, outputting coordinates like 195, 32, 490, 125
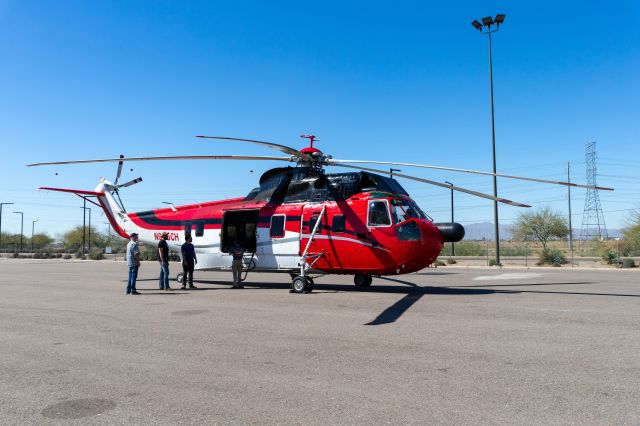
0, 202, 15, 251
31, 220, 38, 252
81, 205, 92, 254
13, 211, 24, 253
472, 13, 506, 266
444, 181, 455, 256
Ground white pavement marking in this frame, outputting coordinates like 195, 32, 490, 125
473, 272, 544, 281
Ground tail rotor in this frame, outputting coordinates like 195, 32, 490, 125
109, 154, 142, 212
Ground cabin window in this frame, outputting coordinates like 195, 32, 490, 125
308, 214, 321, 233
368, 200, 391, 227
195, 222, 204, 237
332, 215, 346, 232
270, 215, 286, 238
184, 222, 192, 237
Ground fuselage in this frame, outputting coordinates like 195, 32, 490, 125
109, 168, 447, 275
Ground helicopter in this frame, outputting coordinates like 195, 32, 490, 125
28, 135, 613, 293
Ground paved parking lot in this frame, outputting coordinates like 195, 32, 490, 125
1, 259, 639, 425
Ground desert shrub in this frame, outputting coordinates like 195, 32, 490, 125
621, 258, 636, 268
139, 244, 157, 261
75, 250, 83, 259
433, 260, 446, 267
63, 254, 72, 259
488, 258, 497, 266
446, 258, 457, 265
537, 248, 567, 266
600, 249, 618, 265
88, 249, 104, 260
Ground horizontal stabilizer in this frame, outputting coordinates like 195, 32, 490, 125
39, 187, 104, 196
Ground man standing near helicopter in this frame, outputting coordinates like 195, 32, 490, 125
231, 240, 245, 289
158, 232, 172, 291
180, 234, 198, 290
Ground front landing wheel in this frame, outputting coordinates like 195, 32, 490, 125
354, 274, 372, 288
291, 276, 313, 294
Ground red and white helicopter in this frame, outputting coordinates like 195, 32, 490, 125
29, 135, 612, 293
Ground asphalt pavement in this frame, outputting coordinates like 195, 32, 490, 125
1, 259, 639, 425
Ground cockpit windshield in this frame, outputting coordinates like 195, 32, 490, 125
391, 199, 431, 223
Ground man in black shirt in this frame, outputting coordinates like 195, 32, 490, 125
180, 235, 197, 290
158, 232, 172, 291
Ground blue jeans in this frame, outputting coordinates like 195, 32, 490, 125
127, 265, 139, 293
159, 262, 170, 289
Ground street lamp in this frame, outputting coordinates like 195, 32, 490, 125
471, 13, 506, 266
444, 181, 455, 256
31, 220, 38, 252
0, 202, 15, 251
13, 211, 24, 253
80, 204, 92, 255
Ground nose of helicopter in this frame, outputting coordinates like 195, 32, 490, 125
391, 220, 445, 274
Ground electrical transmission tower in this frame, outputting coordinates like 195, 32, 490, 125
579, 141, 608, 244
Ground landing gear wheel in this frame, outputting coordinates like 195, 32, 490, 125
354, 274, 372, 288
176, 272, 184, 284
306, 278, 315, 292
291, 276, 313, 294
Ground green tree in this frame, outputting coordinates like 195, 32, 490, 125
623, 210, 640, 255
513, 207, 569, 250
0, 232, 22, 251
30, 233, 54, 250
62, 226, 106, 252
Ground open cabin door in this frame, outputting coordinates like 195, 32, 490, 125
221, 209, 259, 253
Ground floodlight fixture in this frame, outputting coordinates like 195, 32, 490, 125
471, 20, 483, 31
482, 16, 494, 27
494, 14, 506, 26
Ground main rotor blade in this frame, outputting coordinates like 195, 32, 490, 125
114, 154, 124, 186
328, 159, 614, 191
196, 135, 311, 161
331, 163, 531, 208
27, 155, 292, 167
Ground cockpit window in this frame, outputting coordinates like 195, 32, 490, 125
391, 199, 431, 223
368, 200, 391, 227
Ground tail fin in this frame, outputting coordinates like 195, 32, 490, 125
40, 181, 132, 238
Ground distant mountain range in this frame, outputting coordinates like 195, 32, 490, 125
461, 222, 621, 241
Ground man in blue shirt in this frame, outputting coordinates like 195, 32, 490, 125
180, 234, 198, 289
125, 233, 141, 295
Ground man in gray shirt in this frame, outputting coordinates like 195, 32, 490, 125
126, 233, 141, 295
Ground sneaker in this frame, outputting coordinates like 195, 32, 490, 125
181, 286, 186, 290
131, 291, 141, 295
126, 292, 131, 295
236, 285, 244, 289
164, 288, 174, 291
189, 285, 197, 289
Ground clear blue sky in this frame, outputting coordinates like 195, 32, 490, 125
1, 0, 638, 239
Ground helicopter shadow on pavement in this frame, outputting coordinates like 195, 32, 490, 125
188, 276, 517, 326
